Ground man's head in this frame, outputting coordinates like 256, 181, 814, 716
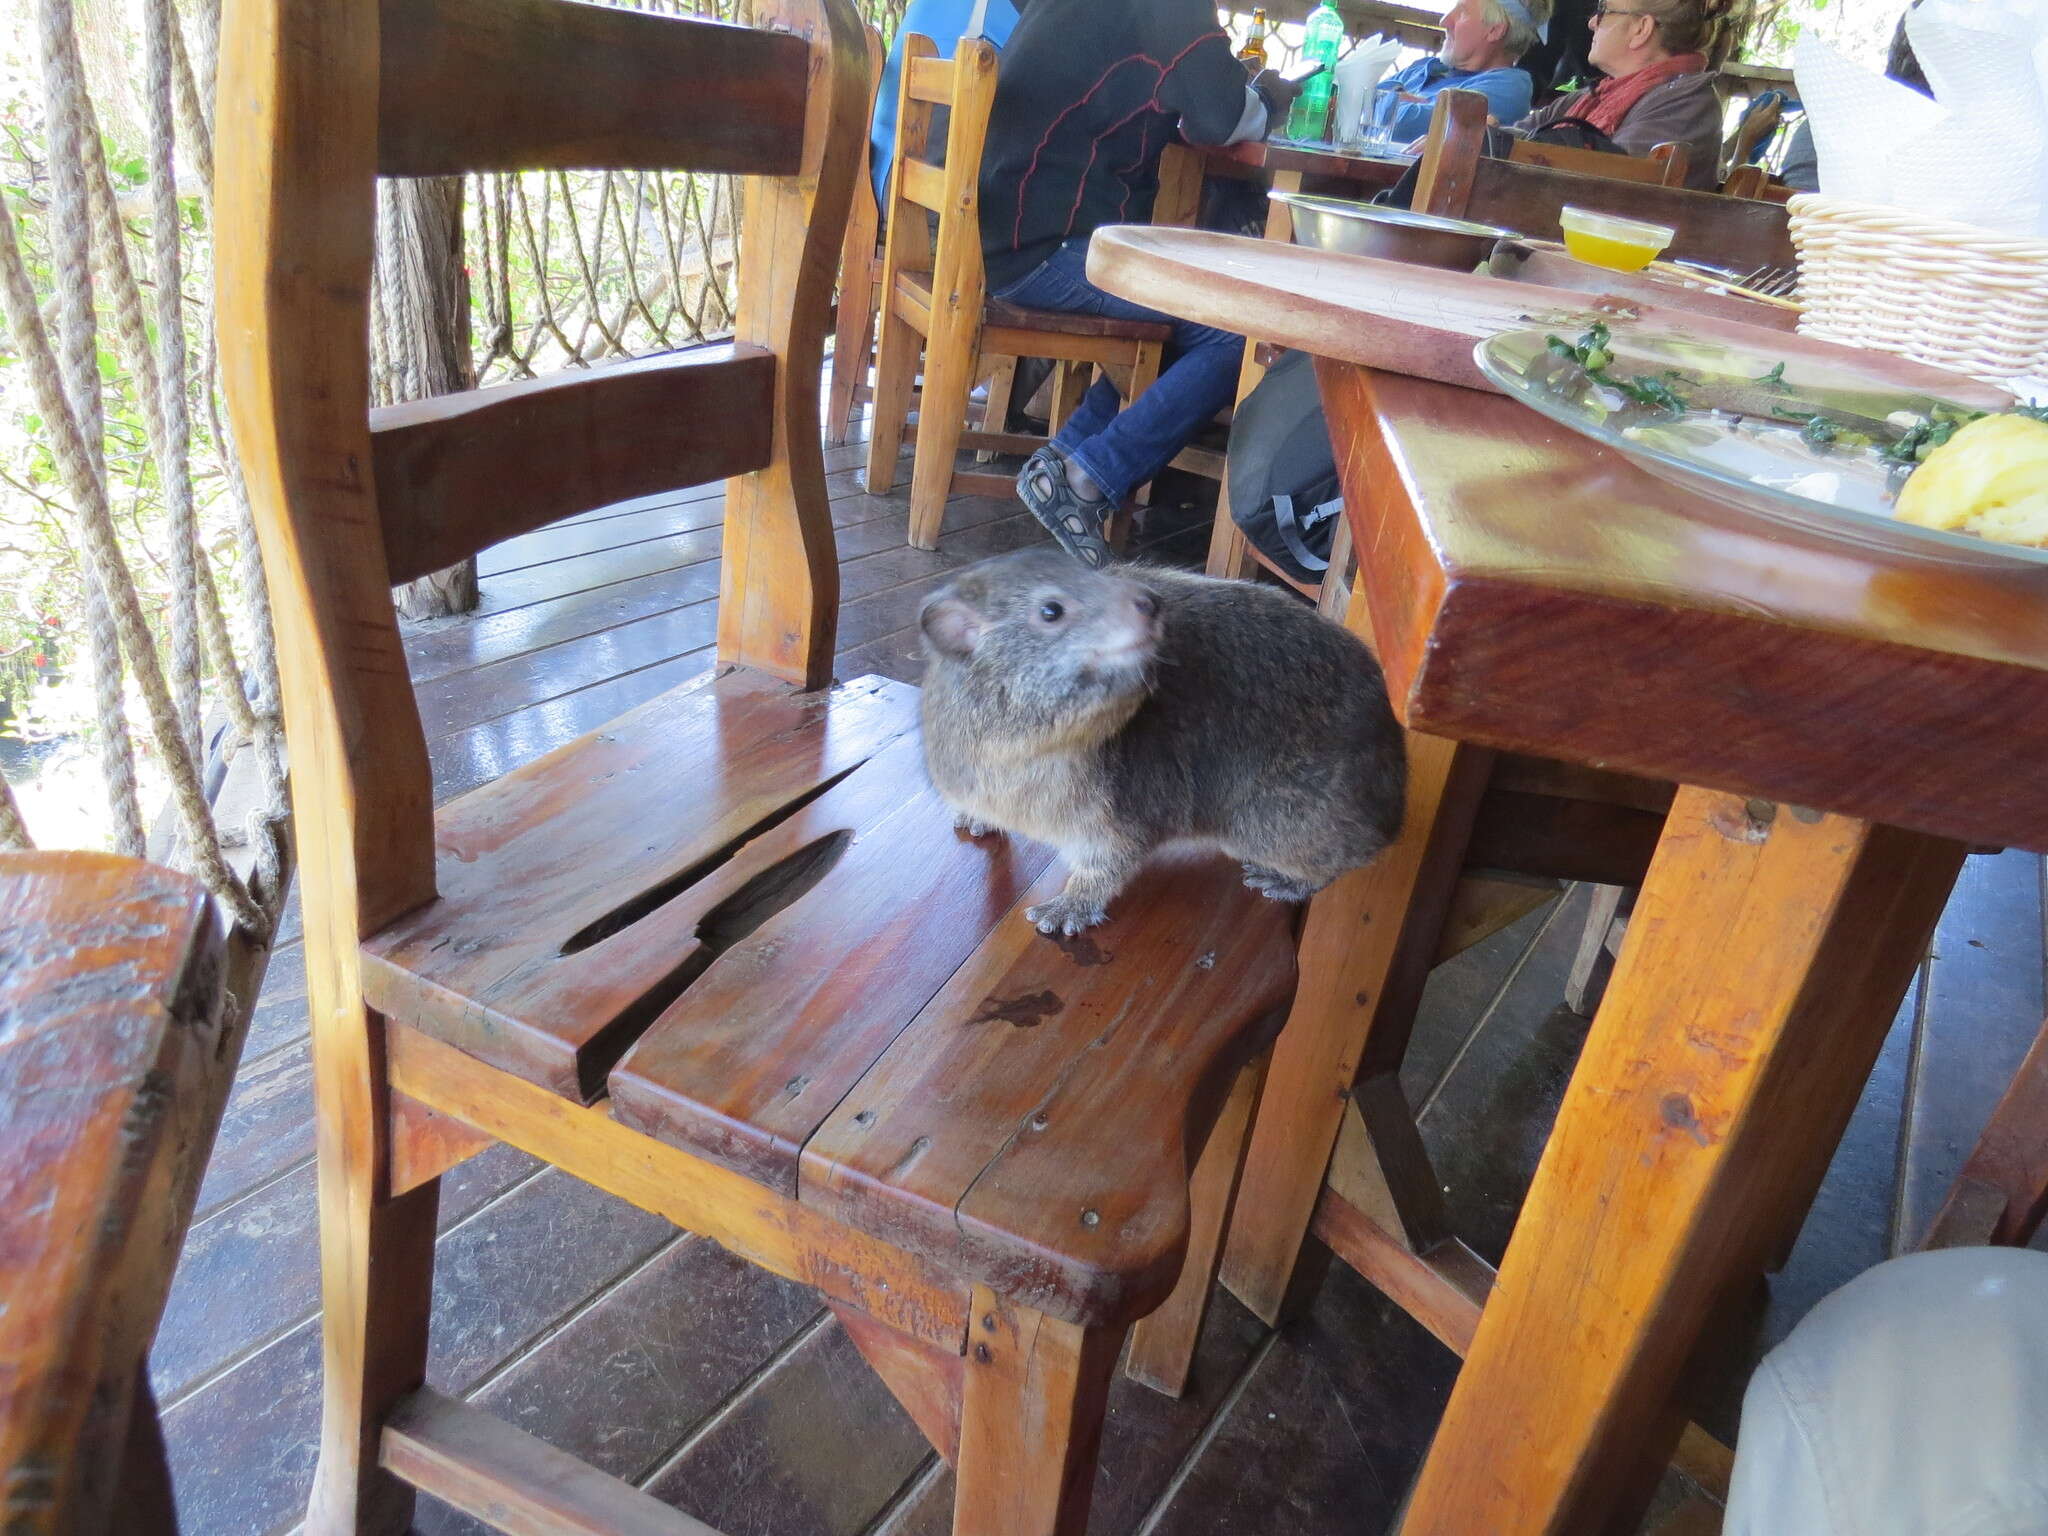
1440, 0, 1551, 70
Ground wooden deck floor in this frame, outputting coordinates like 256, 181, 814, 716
154, 417, 2048, 1536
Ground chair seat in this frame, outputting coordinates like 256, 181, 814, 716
982, 293, 1174, 342
895, 268, 1173, 343
362, 665, 1297, 1326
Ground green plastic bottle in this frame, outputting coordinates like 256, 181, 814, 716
1286, 1, 1346, 141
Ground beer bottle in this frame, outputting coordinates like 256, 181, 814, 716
1237, 7, 1270, 68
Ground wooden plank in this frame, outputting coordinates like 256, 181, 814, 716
384, 1022, 972, 1350
0, 853, 223, 1536
1125, 1060, 1265, 1397
1400, 789, 1964, 1534
1312, 1185, 1489, 1355
373, 345, 776, 586
831, 1301, 965, 1463
953, 1287, 1124, 1536
362, 671, 921, 1100
796, 854, 1296, 1329
605, 738, 1059, 1188
714, 0, 869, 689
904, 53, 956, 104
382, 1387, 727, 1535
1434, 874, 1561, 966
377, 0, 809, 177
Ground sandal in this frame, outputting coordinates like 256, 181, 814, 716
1016, 445, 1114, 569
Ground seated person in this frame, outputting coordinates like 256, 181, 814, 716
1725, 1246, 2048, 1536
1778, 115, 1817, 191
1377, 0, 1553, 146
977, 0, 1306, 567
871, 0, 1024, 208
1502, 0, 1734, 188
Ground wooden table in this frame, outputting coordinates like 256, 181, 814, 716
1, 852, 227, 1536
1088, 225, 2048, 1533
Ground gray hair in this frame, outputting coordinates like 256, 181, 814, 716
1480, 0, 1551, 58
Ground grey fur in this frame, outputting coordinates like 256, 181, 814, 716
918, 549, 1407, 935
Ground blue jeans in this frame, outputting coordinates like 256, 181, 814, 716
992, 237, 1241, 507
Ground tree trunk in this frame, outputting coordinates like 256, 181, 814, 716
373, 175, 480, 620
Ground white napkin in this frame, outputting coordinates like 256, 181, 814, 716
1794, 0, 2048, 237
1334, 35, 1405, 145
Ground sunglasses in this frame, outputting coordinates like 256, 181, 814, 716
1591, 4, 1648, 17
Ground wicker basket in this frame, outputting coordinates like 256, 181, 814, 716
1787, 194, 2048, 383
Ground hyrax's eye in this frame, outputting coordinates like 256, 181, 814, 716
1038, 600, 1065, 622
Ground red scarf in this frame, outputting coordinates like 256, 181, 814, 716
1563, 52, 1707, 137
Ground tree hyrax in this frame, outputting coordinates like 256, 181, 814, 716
918, 549, 1407, 935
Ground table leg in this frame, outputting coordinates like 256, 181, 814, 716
1204, 169, 1301, 581
955, 1287, 1124, 1536
1399, 788, 1964, 1535
1220, 702, 1493, 1324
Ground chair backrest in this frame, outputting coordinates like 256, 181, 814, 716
1507, 135, 1690, 188
877, 34, 1000, 325
1416, 89, 1793, 274
217, 0, 868, 937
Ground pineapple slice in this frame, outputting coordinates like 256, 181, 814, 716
1894, 412, 2048, 549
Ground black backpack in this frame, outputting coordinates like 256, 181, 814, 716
1224, 348, 1344, 584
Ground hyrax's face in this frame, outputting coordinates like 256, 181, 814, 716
920, 551, 1163, 695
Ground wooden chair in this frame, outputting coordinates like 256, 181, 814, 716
825, 22, 887, 447
1414, 89, 1794, 273
218, 1, 1298, 1533
1507, 133, 1690, 188
1, 851, 228, 1535
865, 35, 1172, 551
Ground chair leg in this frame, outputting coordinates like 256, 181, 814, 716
1564, 883, 1628, 1017
306, 1007, 441, 1536
864, 301, 920, 497
1048, 362, 1089, 437
954, 1286, 1124, 1536
1128, 340, 1164, 510
906, 301, 980, 551
977, 354, 1018, 461
1125, 1058, 1264, 1397
827, 249, 881, 447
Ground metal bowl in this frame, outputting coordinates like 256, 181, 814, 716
1269, 191, 1516, 271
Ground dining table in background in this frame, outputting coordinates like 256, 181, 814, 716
1088, 222, 2048, 1535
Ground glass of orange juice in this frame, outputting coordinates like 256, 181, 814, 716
1558, 205, 1675, 273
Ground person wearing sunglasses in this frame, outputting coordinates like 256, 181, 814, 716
1500, 0, 1739, 186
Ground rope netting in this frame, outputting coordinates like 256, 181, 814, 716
0, 0, 910, 932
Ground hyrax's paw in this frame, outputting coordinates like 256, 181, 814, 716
1241, 863, 1317, 903
1025, 893, 1109, 936
951, 812, 997, 838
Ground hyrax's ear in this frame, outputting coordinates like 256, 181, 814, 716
920, 594, 984, 658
